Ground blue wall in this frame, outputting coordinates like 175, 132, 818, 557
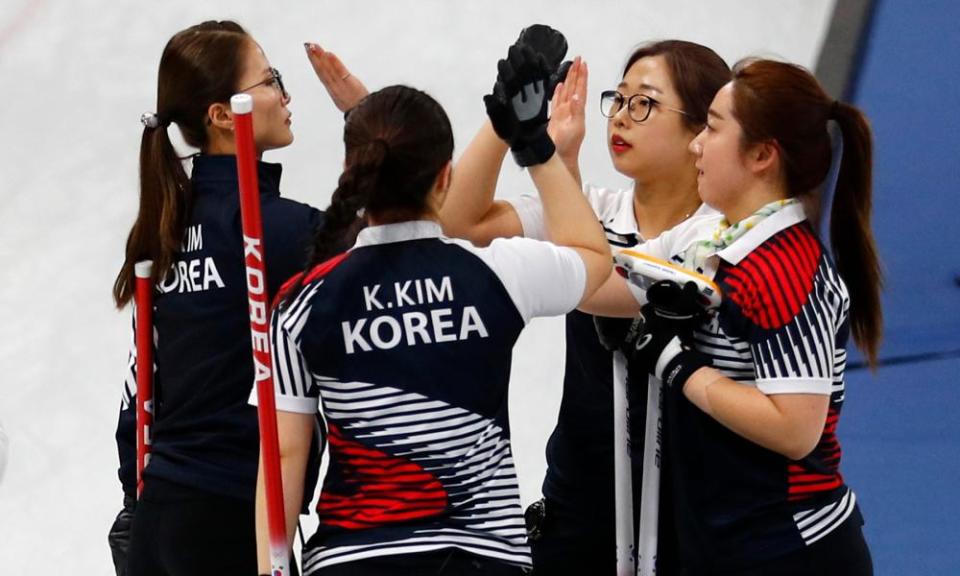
850, 0, 960, 361
842, 0, 960, 573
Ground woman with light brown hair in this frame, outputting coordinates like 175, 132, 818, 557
627, 58, 879, 574
109, 20, 322, 575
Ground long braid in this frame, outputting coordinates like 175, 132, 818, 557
278, 85, 454, 308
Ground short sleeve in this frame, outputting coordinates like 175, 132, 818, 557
249, 299, 322, 414
505, 194, 547, 240
718, 237, 841, 396
748, 313, 835, 396
503, 184, 620, 242
476, 236, 587, 323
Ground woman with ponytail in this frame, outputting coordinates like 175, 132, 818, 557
110, 21, 323, 576
624, 58, 880, 574
256, 49, 610, 575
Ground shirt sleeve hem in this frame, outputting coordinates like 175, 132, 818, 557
249, 390, 318, 414
755, 377, 833, 395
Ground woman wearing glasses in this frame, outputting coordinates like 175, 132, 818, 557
305, 34, 730, 572
110, 21, 322, 576
440, 38, 730, 573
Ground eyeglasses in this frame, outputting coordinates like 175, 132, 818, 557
600, 90, 691, 123
239, 67, 288, 100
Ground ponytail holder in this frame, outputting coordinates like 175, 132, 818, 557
829, 100, 841, 119
140, 112, 166, 129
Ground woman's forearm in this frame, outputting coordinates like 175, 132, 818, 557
528, 154, 611, 299
682, 367, 830, 460
440, 122, 519, 245
255, 412, 315, 574
577, 270, 641, 318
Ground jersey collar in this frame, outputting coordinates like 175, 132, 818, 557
714, 202, 808, 265
353, 220, 444, 248
191, 154, 283, 197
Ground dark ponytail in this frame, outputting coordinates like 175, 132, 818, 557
829, 101, 883, 367
280, 85, 454, 307
731, 59, 883, 368
113, 21, 250, 307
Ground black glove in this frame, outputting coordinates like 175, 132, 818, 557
515, 24, 573, 99
108, 493, 136, 576
626, 281, 711, 389
594, 315, 645, 354
484, 44, 556, 167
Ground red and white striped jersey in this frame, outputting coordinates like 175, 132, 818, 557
259, 220, 587, 573
663, 203, 863, 571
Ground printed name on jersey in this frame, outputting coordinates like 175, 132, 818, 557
158, 224, 226, 294
361, 276, 454, 311
343, 276, 489, 354
181, 223, 204, 252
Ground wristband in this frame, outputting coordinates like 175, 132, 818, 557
510, 129, 556, 167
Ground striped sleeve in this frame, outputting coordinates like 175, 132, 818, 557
721, 227, 843, 395
250, 283, 322, 414
121, 307, 137, 409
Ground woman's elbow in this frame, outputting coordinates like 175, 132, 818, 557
581, 253, 614, 301
776, 429, 823, 461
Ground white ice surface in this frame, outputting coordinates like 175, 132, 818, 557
0, 1, 833, 572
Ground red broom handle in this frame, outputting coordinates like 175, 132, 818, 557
231, 93, 289, 576
134, 260, 154, 499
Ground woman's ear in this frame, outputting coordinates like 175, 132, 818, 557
207, 102, 234, 131
432, 161, 454, 211
748, 139, 781, 177
438, 161, 453, 191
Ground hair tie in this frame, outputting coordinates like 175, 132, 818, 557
140, 112, 167, 129
829, 100, 841, 119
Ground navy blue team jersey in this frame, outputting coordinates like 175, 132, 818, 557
115, 154, 323, 501
665, 204, 864, 572
262, 220, 587, 573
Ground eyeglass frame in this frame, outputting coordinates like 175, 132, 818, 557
599, 90, 692, 123
238, 67, 288, 100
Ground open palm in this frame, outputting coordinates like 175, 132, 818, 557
548, 57, 587, 163
305, 43, 369, 113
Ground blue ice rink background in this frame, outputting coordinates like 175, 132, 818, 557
841, 0, 960, 573
0, 0, 957, 573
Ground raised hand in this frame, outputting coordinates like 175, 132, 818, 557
304, 43, 369, 113
548, 57, 587, 174
514, 24, 572, 99
484, 44, 556, 167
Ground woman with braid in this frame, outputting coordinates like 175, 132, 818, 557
255, 48, 610, 575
